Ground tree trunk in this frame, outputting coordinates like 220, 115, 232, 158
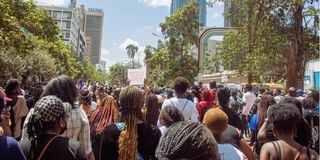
286, 4, 304, 89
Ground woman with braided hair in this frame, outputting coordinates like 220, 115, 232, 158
156, 121, 219, 160
89, 95, 119, 160
100, 85, 161, 160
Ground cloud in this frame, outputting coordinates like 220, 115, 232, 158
139, 0, 171, 7
112, 42, 117, 46
119, 38, 145, 53
35, 0, 69, 6
119, 38, 146, 67
212, 13, 220, 18
100, 48, 116, 70
156, 26, 162, 33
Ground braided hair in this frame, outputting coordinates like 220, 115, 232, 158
118, 86, 145, 160
156, 121, 218, 160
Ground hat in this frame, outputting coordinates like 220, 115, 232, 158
202, 108, 228, 136
33, 95, 72, 122
0, 90, 12, 102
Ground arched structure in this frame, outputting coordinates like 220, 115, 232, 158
198, 27, 236, 72
197, 27, 238, 83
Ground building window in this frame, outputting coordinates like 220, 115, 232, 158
61, 21, 71, 29
62, 12, 72, 19
64, 31, 70, 39
53, 11, 61, 19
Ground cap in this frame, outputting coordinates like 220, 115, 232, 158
33, 95, 72, 122
203, 108, 228, 136
0, 90, 12, 102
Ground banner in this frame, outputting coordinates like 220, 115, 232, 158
127, 69, 146, 85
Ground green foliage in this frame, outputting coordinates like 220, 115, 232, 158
107, 63, 128, 86
126, 44, 138, 69
0, 0, 102, 83
144, 0, 200, 86
219, 0, 319, 86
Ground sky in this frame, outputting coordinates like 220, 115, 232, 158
36, 0, 225, 70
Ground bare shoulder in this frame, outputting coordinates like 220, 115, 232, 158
260, 142, 275, 160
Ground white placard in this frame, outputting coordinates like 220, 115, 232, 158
127, 69, 146, 85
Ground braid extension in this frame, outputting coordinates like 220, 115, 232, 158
118, 86, 144, 160
90, 96, 119, 134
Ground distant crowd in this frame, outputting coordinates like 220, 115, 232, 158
0, 75, 319, 160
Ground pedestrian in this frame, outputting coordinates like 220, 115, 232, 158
156, 121, 219, 160
22, 75, 94, 160
158, 105, 184, 134
144, 94, 160, 126
20, 96, 87, 160
198, 90, 215, 122
217, 87, 243, 132
161, 77, 198, 121
80, 88, 95, 117
89, 95, 119, 160
242, 84, 257, 138
260, 103, 319, 160
5, 78, 29, 140
100, 85, 161, 160
203, 108, 248, 160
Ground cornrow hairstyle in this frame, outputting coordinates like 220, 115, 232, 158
90, 96, 119, 134
156, 121, 217, 160
159, 105, 184, 127
118, 86, 145, 160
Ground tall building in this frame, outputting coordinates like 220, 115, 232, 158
41, 5, 86, 60
170, 0, 207, 27
85, 8, 104, 65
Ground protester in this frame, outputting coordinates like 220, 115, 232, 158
203, 108, 247, 160
22, 75, 94, 160
156, 121, 219, 160
198, 90, 215, 122
161, 77, 198, 121
217, 87, 243, 132
80, 88, 95, 117
100, 85, 161, 160
144, 94, 160, 126
158, 105, 184, 134
89, 95, 119, 160
20, 96, 87, 160
272, 89, 283, 104
26, 85, 43, 110
209, 80, 217, 104
260, 103, 319, 160
0, 89, 26, 160
242, 84, 257, 137
5, 79, 29, 140
0, 90, 12, 136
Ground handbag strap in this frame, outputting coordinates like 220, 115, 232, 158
37, 135, 59, 160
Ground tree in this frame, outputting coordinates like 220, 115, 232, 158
144, 0, 200, 85
126, 44, 138, 69
107, 63, 128, 86
219, 0, 319, 87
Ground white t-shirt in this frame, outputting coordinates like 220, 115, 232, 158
218, 144, 247, 160
242, 92, 256, 115
162, 97, 198, 122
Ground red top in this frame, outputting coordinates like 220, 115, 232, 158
197, 101, 215, 117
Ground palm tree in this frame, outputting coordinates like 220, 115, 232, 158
126, 44, 138, 69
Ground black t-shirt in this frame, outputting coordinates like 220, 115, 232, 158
220, 125, 241, 149
221, 107, 244, 131
20, 134, 87, 160
100, 123, 161, 160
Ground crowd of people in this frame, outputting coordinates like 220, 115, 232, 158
0, 75, 319, 160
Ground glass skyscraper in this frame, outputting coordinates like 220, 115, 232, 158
170, 0, 207, 26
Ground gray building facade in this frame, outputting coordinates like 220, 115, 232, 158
85, 8, 104, 65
